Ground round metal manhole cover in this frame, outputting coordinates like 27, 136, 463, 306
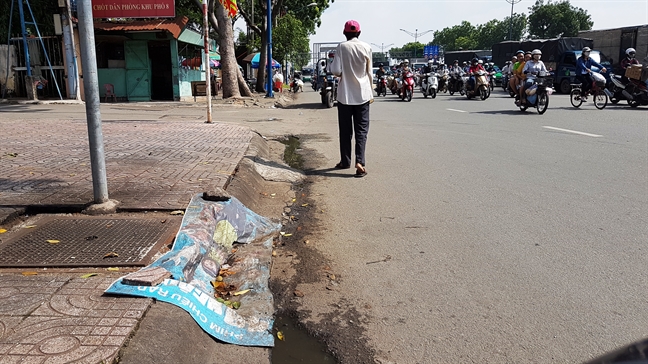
0, 217, 181, 267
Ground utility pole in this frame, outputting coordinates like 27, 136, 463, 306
506, 0, 522, 41
399, 28, 433, 60
61, 0, 80, 100
266, 0, 274, 98
202, 0, 212, 123
77, 0, 109, 203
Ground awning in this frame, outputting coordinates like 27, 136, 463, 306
94, 16, 189, 39
244, 53, 281, 69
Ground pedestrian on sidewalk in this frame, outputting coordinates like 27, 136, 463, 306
329, 20, 373, 178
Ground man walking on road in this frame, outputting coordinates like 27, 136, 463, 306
329, 20, 373, 178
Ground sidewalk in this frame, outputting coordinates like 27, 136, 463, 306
0, 119, 252, 223
0, 113, 282, 362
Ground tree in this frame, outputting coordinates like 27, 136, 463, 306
0, 0, 59, 41
389, 42, 425, 59
272, 13, 310, 68
474, 14, 527, 49
187, 0, 252, 98
431, 21, 477, 52
528, 0, 593, 39
237, 0, 332, 92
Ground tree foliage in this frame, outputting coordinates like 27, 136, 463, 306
272, 13, 309, 68
0, 0, 59, 42
389, 42, 424, 58
527, 0, 593, 39
429, 15, 526, 52
237, 0, 332, 91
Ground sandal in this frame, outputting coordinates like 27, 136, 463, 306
354, 165, 367, 178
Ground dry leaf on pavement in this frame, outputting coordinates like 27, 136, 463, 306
21, 271, 38, 276
103, 252, 119, 258
169, 210, 185, 215
46, 239, 60, 244
0, 229, 6, 234
80, 273, 98, 278
277, 331, 285, 341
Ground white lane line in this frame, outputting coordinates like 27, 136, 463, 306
542, 126, 603, 138
446, 108, 467, 113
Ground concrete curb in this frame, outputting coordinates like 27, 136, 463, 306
118, 131, 294, 364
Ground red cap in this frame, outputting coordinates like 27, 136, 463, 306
344, 20, 361, 33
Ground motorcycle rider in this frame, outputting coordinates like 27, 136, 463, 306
466, 57, 485, 92
375, 64, 386, 93
450, 60, 463, 75
509, 51, 525, 93
422, 60, 435, 81
620, 48, 639, 70
576, 47, 606, 100
519, 49, 548, 105
462, 61, 470, 73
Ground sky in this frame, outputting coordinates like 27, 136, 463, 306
309, 0, 648, 52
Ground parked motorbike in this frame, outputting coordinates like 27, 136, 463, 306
320, 73, 338, 108
465, 70, 490, 100
517, 74, 552, 114
448, 73, 465, 96
375, 75, 388, 97
421, 72, 438, 99
400, 71, 415, 102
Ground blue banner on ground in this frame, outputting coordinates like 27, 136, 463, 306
105, 194, 281, 347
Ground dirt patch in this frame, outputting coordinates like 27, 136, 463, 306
270, 135, 377, 364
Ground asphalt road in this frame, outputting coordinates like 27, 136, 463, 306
288, 86, 648, 363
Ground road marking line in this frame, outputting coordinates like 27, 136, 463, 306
446, 108, 467, 113
542, 126, 603, 138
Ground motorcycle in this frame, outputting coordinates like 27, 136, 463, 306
517, 74, 552, 114
290, 73, 304, 93
438, 72, 448, 93
320, 73, 338, 108
465, 70, 490, 100
421, 72, 438, 99
375, 75, 388, 97
502, 74, 516, 97
448, 73, 465, 96
608, 72, 648, 107
400, 71, 415, 102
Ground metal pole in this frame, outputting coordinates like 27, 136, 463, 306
2, 0, 15, 99
506, 0, 522, 41
203, 0, 212, 123
17, 0, 31, 77
62, 0, 79, 99
266, 0, 274, 98
77, 0, 109, 203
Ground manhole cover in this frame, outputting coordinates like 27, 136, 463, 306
0, 216, 181, 268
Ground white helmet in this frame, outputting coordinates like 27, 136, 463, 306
582, 47, 591, 52
403, 59, 410, 64
531, 49, 542, 56
428, 60, 434, 64
626, 48, 636, 57
478, 59, 483, 64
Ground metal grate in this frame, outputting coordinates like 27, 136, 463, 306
0, 217, 181, 268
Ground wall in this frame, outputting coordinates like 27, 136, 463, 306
97, 68, 127, 98
178, 68, 204, 98
0, 45, 16, 96
580, 25, 648, 67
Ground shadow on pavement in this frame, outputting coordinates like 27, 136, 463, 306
305, 167, 356, 178
472, 109, 531, 115
285, 102, 328, 110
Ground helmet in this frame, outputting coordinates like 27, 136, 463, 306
478, 60, 484, 64
626, 47, 636, 57
462, 61, 467, 65
453, 59, 459, 64
525, 50, 532, 55
512, 56, 518, 60
403, 59, 409, 64
582, 47, 591, 52
531, 49, 542, 55
428, 60, 434, 64
472, 57, 479, 64
516, 50, 524, 55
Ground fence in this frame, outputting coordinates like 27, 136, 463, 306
8, 35, 65, 98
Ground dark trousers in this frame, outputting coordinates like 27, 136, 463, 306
577, 74, 593, 94
337, 102, 370, 167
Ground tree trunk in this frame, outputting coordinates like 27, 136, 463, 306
256, 31, 268, 93
237, 70, 253, 97
215, 2, 240, 98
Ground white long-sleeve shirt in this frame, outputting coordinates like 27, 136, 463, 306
329, 38, 373, 105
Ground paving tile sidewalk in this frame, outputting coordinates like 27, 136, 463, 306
0, 274, 149, 363
0, 119, 253, 223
